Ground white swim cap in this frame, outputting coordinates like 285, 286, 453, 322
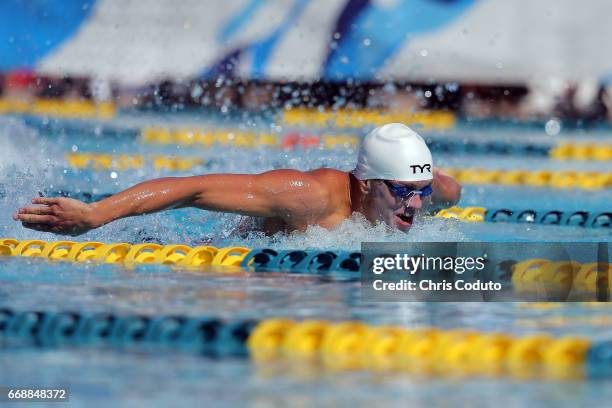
352, 123, 433, 182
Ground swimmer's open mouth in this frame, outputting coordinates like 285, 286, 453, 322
396, 213, 414, 224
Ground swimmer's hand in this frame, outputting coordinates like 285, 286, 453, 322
430, 167, 461, 209
13, 197, 99, 236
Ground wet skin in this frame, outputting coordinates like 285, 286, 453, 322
13, 168, 460, 236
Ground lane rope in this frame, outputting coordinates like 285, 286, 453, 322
0, 308, 609, 379
142, 127, 612, 162
550, 142, 612, 161
0, 239, 250, 268
65, 153, 206, 171
435, 206, 611, 229
281, 108, 456, 130
0, 98, 116, 120
1, 239, 610, 295
445, 168, 612, 190
141, 128, 360, 149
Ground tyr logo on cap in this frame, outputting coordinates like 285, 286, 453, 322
410, 164, 431, 174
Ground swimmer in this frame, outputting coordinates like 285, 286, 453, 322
13, 123, 461, 235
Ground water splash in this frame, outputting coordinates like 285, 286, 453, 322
0, 118, 63, 238
232, 213, 466, 250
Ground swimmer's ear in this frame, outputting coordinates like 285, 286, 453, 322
358, 179, 371, 194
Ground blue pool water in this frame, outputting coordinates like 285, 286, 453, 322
0, 112, 611, 407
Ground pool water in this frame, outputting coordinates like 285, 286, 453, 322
0, 112, 611, 407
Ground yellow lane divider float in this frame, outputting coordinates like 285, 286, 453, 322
0, 98, 116, 120
141, 127, 359, 149
65, 153, 204, 171
435, 206, 486, 222
0, 238, 250, 269
510, 259, 611, 296
247, 318, 591, 379
550, 142, 612, 161
445, 168, 612, 190
282, 108, 456, 130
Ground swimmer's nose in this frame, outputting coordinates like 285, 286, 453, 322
407, 194, 422, 209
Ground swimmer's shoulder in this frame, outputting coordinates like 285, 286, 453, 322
308, 168, 348, 184
275, 168, 348, 216
307, 168, 351, 207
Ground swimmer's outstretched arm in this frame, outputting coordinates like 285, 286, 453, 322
13, 171, 331, 235
430, 168, 461, 208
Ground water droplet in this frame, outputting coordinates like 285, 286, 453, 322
191, 84, 203, 99
110, 171, 118, 179
545, 119, 561, 136
445, 83, 459, 92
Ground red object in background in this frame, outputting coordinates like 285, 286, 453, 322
5, 69, 36, 90
281, 132, 321, 149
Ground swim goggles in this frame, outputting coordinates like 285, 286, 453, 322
383, 180, 433, 201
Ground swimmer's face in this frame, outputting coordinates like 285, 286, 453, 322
364, 179, 432, 232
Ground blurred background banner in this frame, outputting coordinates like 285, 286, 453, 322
2, 0, 612, 85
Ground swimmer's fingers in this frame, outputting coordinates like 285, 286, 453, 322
13, 213, 58, 224
15, 205, 55, 217
31, 197, 61, 205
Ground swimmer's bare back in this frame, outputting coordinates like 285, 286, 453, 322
13, 168, 353, 236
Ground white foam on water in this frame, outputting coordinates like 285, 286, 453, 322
0, 118, 51, 174
235, 214, 467, 250
0, 118, 63, 238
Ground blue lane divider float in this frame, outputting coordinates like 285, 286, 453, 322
588, 341, 612, 377
426, 139, 550, 156
485, 209, 611, 229
0, 309, 255, 357
240, 249, 361, 275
